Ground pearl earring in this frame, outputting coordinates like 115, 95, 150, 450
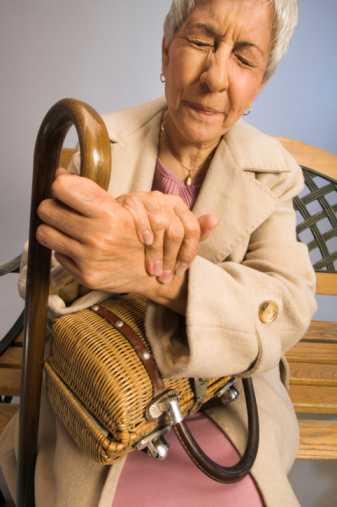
160, 72, 166, 84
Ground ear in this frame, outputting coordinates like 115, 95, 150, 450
161, 36, 170, 74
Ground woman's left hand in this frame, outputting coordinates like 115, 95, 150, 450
116, 191, 218, 284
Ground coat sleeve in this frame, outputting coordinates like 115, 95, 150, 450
144, 163, 318, 379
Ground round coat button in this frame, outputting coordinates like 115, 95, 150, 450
259, 301, 279, 324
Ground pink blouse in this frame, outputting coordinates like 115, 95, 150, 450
112, 160, 264, 506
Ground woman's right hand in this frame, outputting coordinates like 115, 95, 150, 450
116, 191, 218, 284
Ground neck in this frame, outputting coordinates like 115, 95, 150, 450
159, 113, 221, 184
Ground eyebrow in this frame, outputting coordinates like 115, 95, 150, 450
187, 22, 219, 38
187, 22, 265, 57
235, 41, 265, 57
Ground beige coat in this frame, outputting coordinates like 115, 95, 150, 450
0, 98, 317, 506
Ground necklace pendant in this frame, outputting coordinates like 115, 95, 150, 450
185, 175, 192, 186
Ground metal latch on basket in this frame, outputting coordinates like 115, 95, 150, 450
135, 426, 171, 460
140, 391, 184, 461
140, 391, 183, 460
215, 378, 240, 404
146, 389, 183, 426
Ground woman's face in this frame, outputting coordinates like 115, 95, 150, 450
162, 0, 273, 147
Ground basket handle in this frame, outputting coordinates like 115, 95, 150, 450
173, 377, 259, 483
17, 99, 111, 507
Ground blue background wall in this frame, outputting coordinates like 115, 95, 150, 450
253, 0, 337, 150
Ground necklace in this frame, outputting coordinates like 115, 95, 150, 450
160, 120, 196, 187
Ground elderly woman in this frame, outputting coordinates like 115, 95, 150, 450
0, 0, 317, 506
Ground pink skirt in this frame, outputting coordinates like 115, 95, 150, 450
112, 413, 264, 506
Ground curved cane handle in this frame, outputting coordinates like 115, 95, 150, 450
174, 378, 259, 483
17, 99, 111, 507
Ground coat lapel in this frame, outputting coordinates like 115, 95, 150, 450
105, 106, 278, 263
107, 109, 163, 197
192, 139, 277, 262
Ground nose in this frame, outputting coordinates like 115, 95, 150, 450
199, 48, 230, 93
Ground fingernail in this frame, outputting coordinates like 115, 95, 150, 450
147, 261, 155, 276
142, 230, 153, 246
159, 270, 173, 284
154, 260, 163, 276
175, 262, 188, 277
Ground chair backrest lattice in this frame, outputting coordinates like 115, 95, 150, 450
277, 137, 337, 297
294, 166, 337, 273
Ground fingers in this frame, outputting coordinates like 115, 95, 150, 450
36, 223, 84, 263
50, 172, 118, 218
115, 194, 163, 276
116, 191, 219, 284
54, 252, 82, 281
146, 211, 168, 277
116, 192, 168, 277
170, 205, 200, 277
116, 195, 154, 246
144, 195, 200, 282
37, 198, 89, 242
198, 214, 219, 241
55, 167, 68, 177
160, 219, 185, 283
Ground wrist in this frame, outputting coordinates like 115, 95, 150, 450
138, 271, 188, 316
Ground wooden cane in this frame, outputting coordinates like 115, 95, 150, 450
17, 99, 111, 506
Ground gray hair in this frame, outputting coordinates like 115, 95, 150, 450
163, 0, 299, 81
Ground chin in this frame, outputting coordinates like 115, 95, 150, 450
180, 111, 230, 144
183, 123, 225, 146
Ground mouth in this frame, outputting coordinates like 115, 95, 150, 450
184, 100, 224, 115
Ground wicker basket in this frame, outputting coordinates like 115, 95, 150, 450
45, 295, 230, 464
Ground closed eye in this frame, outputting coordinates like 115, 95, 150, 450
234, 53, 256, 68
188, 38, 214, 49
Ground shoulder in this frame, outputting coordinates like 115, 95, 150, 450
225, 121, 305, 200
225, 120, 299, 174
102, 97, 166, 142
